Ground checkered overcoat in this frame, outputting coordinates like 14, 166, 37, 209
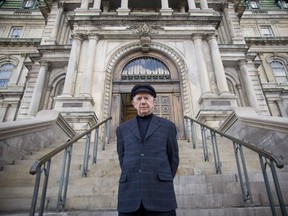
116, 115, 179, 213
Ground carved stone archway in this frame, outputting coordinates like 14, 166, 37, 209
103, 42, 192, 139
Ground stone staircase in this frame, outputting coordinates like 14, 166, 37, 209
0, 136, 287, 215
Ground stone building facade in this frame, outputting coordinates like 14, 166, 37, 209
0, 0, 287, 139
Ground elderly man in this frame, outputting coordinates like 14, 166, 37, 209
116, 83, 179, 216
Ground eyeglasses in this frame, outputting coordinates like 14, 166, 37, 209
133, 95, 154, 103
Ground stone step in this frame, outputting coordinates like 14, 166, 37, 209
1, 206, 286, 216
0, 206, 285, 216
1, 138, 287, 216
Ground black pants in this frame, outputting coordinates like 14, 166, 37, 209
118, 203, 176, 216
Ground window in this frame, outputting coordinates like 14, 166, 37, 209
122, 57, 170, 80
0, 63, 14, 87
277, 0, 288, 9
9, 27, 23, 38
0, 0, 6, 7
260, 26, 274, 37
246, 0, 260, 9
22, 0, 35, 8
271, 60, 288, 84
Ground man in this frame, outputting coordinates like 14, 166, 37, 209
116, 83, 179, 216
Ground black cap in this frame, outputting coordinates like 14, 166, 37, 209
130, 84, 156, 100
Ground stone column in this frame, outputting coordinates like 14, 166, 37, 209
80, 34, 100, 96
160, 0, 173, 15
192, 35, 211, 94
28, 61, 49, 116
117, 0, 130, 15
50, 3, 64, 44
223, 6, 236, 40
200, 0, 209, 9
93, 0, 101, 9
91, 0, 101, 15
207, 35, 230, 94
179, 1, 186, 13
238, 60, 259, 110
62, 34, 83, 97
120, 0, 128, 8
187, 0, 196, 9
80, 0, 89, 9
161, 0, 169, 9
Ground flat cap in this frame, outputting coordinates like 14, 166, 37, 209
130, 84, 156, 100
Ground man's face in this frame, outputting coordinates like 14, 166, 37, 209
132, 93, 155, 117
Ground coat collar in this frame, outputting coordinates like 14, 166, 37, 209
128, 114, 160, 141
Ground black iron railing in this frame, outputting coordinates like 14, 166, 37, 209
184, 116, 287, 216
29, 117, 112, 216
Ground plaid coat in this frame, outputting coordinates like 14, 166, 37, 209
116, 114, 179, 213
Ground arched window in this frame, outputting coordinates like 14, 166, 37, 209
246, 0, 260, 9
0, 0, 6, 7
277, 0, 288, 9
270, 60, 288, 84
0, 63, 14, 87
122, 57, 170, 80
22, 0, 35, 9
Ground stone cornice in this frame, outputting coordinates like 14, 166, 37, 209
0, 38, 41, 46
67, 14, 223, 28
245, 37, 288, 46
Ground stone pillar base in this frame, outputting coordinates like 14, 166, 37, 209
189, 9, 214, 16
60, 111, 98, 135
75, 8, 101, 16
53, 96, 97, 134
116, 8, 130, 15
196, 93, 238, 128
89, 8, 102, 15
160, 8, 173, 16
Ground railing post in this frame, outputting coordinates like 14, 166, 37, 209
259, 156, 277, 216
184, 117, 191, 143
201, 126, 209, 161
57, 145, 73, 212
233, 142, 252, 203
103, 121, 108, 150
210, 131, 222, 174
38, 160, 51, 216
92, 128, 99, 164
191, 121, 196, 149
107, 120, 111, 144
82, 132, 91, 177
270, 160, 287, 216
30, 168, 42, 216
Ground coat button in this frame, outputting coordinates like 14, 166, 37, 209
139, 169, 142, 173
141, 153, 144, 156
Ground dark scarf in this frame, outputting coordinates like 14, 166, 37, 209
136, 113, 153, 142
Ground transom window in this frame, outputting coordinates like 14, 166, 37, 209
23, 0, 34, 8
271, 60, 288, 84
260, 26, 274, 37
246, 0, 260, 9
277, 0, 288, 9
0, 63, 14, 87
9, 27, 23, 38
122, 57, 170, 80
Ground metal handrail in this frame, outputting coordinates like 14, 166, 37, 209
29, 117, 112, 215
184, 116, 283, 168
184, 115, 287, 216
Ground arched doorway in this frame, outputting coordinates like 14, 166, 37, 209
110, 50, 185, 140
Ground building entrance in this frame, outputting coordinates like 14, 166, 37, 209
110, 87, 185, 140
109, 51, 186, 140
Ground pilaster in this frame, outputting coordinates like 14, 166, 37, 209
28, 61, 49, 116
238, 59, 259, 111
